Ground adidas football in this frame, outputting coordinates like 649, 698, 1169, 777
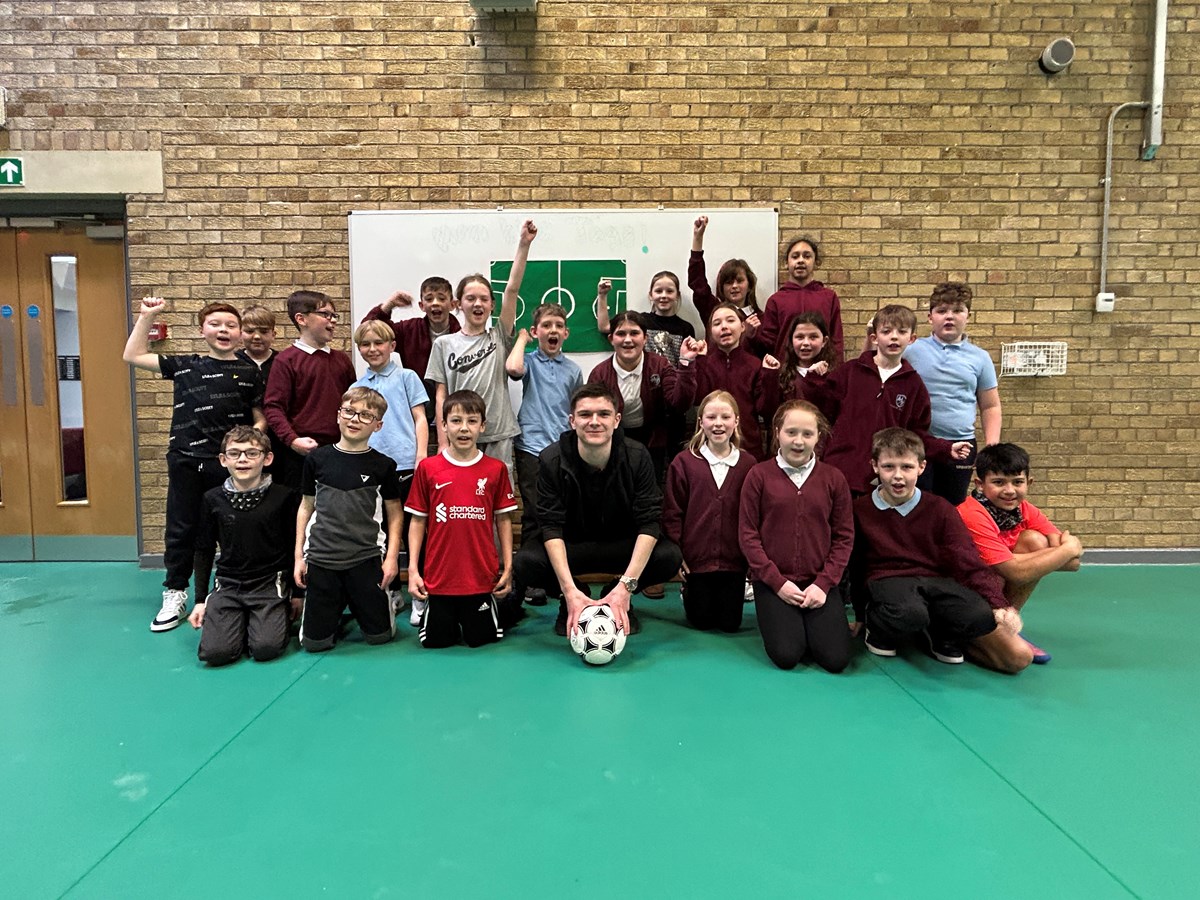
569, 604, 627, 665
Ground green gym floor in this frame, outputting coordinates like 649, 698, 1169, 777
1, 564, 1195, 899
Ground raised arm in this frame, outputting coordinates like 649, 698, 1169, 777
122, 296, 165, 372
688, 216, 719, 326
363, 290, 414, 324
595, 278, 612, 337
505, 328, 532, 379
500, 220, 537, 336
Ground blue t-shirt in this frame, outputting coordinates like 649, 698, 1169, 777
904, 335, 998, 440
514, 349, 583, 455
352, 361, 429, 470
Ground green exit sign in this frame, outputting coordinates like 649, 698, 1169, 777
0, 157, 25, 187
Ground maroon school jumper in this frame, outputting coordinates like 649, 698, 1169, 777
754, 281, 844, 361
587, 353, 693, 450
851, 491, 1007, 608
738, 459, 854, 594
681, 344, 765, 453
360, 307, 461, 382
663, 448, 757, 574
821, 351, 954, 495
263, 344, 356, 447
755, 368, 836, 433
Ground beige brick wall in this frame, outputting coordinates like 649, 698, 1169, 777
3, 1, 1197, 552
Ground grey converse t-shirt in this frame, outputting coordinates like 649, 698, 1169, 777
425, 323, 520, 443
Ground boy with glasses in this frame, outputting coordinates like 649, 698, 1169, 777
264, 290, 356, 488
295, 387, 404, 652
189, 427, 300, 665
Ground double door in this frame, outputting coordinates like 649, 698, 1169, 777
0, 226, 137, 560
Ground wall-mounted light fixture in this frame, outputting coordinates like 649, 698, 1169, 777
1039, 37, 1075, 74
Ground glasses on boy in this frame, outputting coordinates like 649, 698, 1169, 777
307, 309, 339, 322
338, 407, 379, 424
222, 448, 265, 460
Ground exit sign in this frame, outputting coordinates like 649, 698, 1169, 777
0, 157, 24, 187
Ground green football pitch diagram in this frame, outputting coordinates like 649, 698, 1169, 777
490, 258, 627, 353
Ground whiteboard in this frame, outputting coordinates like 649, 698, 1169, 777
348, 208, 779, 379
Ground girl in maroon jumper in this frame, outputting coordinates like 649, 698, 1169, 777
739, 400, 855, 672
758, 311, 839, 429
586, 310, 697, 478
754, 236, 844, 362
679, 304, 766, 457
687, 215, 763, 345
663, 391, 757, 632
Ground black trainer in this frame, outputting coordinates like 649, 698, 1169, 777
525, 587, 548, 607
923, 629, 964, 664
626, 607, 642, 636
497, 592, 526, 629
864, 628, 897, 657
554, 601, 569, 637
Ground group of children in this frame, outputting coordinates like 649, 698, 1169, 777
126, 216, 1084, 672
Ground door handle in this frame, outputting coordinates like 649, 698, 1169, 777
25, 304, 44, 406
0, 305, 16, 406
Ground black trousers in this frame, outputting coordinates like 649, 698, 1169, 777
300, 558, 395, 652
683, 571, 746, 633
198, 571, 291, 666
754, 583, 851, 673
917, 439, 977, 506
272, 445, 307, 490
164, 452, 227, 592
513, 537, 682, 597
865, 576, 995, 646
514, 449, 541, 549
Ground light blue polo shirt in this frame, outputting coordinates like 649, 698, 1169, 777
904, 335, 998, 440
353, 361, 429, 470
514, 349, 583, 456
872, 486, 923, 516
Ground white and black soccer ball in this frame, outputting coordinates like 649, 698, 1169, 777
569, 604, 627, 666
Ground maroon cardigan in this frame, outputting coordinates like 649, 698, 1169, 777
822, 351, 954, 494
263, 345, 356, 446
754, 281, 844, 361
361, 306, 460, 381
662, 447, 757, 574
738, 459, 854, 595
755, 368, 836, 435
587, 353, 693, 449
681, 344, 765, 454
851, 491, 1007, 609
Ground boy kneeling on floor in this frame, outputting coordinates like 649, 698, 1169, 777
850, 428, 1032, 674
190, 426, 300, 665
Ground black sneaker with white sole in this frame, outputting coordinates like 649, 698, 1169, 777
864, 628, 897, 657
923, 629, 965, 664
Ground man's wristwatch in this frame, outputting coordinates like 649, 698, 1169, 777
618, 575, 639, 593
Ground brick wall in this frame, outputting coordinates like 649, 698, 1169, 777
3, 1, 1197, 552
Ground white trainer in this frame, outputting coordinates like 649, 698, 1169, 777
389, 590, 408, 616
151, 589, 188, 632
410, 598, 428, 627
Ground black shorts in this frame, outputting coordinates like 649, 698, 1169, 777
420, 593, 503, 649
300, 558, 395, 652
